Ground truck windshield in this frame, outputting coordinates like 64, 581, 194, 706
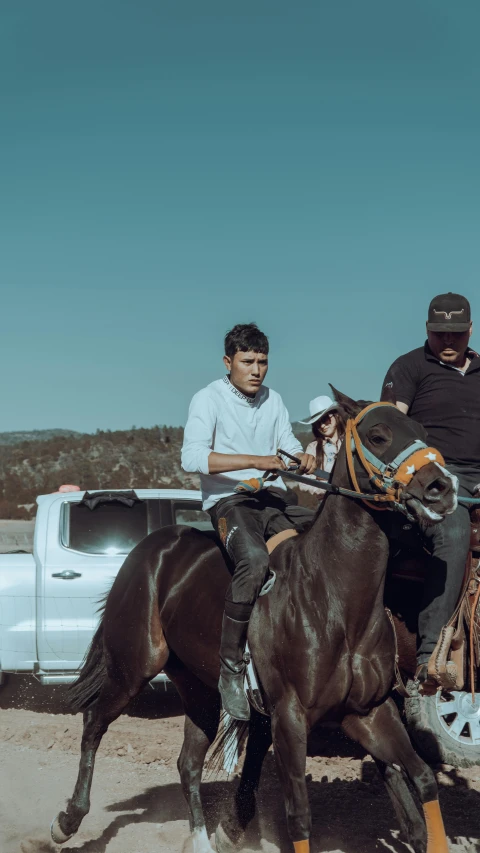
63, 500, 148, 555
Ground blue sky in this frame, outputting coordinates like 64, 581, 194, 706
1, 2, 479, 432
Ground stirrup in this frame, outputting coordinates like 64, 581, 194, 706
414, 664, 439, 696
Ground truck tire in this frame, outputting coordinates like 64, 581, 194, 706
404, 680, 480, 768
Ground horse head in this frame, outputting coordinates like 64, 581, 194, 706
330, 386, 458, 527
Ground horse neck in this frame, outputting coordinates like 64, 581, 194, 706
302, 447, 390, 599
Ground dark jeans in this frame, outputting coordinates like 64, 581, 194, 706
209, 489, 314, 617
389, 466, 479, 662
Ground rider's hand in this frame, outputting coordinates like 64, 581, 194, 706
294, 453, 317, 475
255, 455, 287, 472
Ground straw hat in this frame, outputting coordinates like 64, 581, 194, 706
298, 395, 338, 426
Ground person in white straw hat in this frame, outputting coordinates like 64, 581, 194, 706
297, 395, 346, 498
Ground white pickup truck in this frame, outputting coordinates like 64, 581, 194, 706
0, 488, 212, 686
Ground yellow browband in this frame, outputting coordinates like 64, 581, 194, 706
345, 402, 445, 511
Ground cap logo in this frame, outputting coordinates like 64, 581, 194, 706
433, 309, 465, 320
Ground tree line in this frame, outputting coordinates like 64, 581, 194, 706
0, 423, 313, 518
0, 426, 191, 518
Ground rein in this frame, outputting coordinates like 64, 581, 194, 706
274, 468, 402, 504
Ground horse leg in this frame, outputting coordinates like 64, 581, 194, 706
216, 708, 272, 852
374, 758, 428, 850
236, 708, 272, 828
269, 697, 311, 853
342, 696, 448, 853
170, 666, 221, 853
51, 673, 148, 843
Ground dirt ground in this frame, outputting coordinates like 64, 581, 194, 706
1, 678, 480, 853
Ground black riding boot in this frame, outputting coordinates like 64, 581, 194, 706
218, 613, 251, 721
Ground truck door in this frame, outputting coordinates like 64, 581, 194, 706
37, 493, 151, 669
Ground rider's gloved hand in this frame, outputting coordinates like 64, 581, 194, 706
294, 453, 317, 475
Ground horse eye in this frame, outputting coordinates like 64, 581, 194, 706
370, 434, 386, 445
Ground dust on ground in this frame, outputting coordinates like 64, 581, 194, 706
1, 677, 480, 853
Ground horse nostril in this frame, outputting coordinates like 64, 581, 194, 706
426, 478, 447, 499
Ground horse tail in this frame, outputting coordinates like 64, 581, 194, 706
68, 617, 107, 713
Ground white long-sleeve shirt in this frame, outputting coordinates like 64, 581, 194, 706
181, 376, 303, 510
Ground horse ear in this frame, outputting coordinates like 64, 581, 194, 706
329, 385, 362, 419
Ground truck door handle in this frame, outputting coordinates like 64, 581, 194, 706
51, 570, 82, 580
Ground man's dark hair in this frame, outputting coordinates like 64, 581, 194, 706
224, 323, 269, 358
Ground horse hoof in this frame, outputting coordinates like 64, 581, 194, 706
50, 815, 74, 844
215, 823, 240, 853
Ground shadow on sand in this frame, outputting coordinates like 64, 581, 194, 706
45, 750, 480, 853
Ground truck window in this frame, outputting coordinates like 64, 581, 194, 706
62, 501, 148, 555
172, 501, 213, 532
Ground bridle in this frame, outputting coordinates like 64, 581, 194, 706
344, 402, 446, 514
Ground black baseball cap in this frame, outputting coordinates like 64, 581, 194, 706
426, 292, 471, 332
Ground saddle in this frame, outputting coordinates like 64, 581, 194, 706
266, 528, 298, 553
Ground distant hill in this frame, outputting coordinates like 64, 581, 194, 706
0, 426, 194, 518
291, 422, 313, 444
0, 423, 314, 518
0, 429, 81, 446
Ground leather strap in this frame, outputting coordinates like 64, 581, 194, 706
385, 608, 410, 698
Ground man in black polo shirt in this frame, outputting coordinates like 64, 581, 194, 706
381, 292, 480, 687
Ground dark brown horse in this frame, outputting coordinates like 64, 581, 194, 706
51, 391, 457, 853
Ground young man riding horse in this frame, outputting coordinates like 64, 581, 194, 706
181, 323, 316, 720
381, 292, 480, 691
58, 385, 456, 853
